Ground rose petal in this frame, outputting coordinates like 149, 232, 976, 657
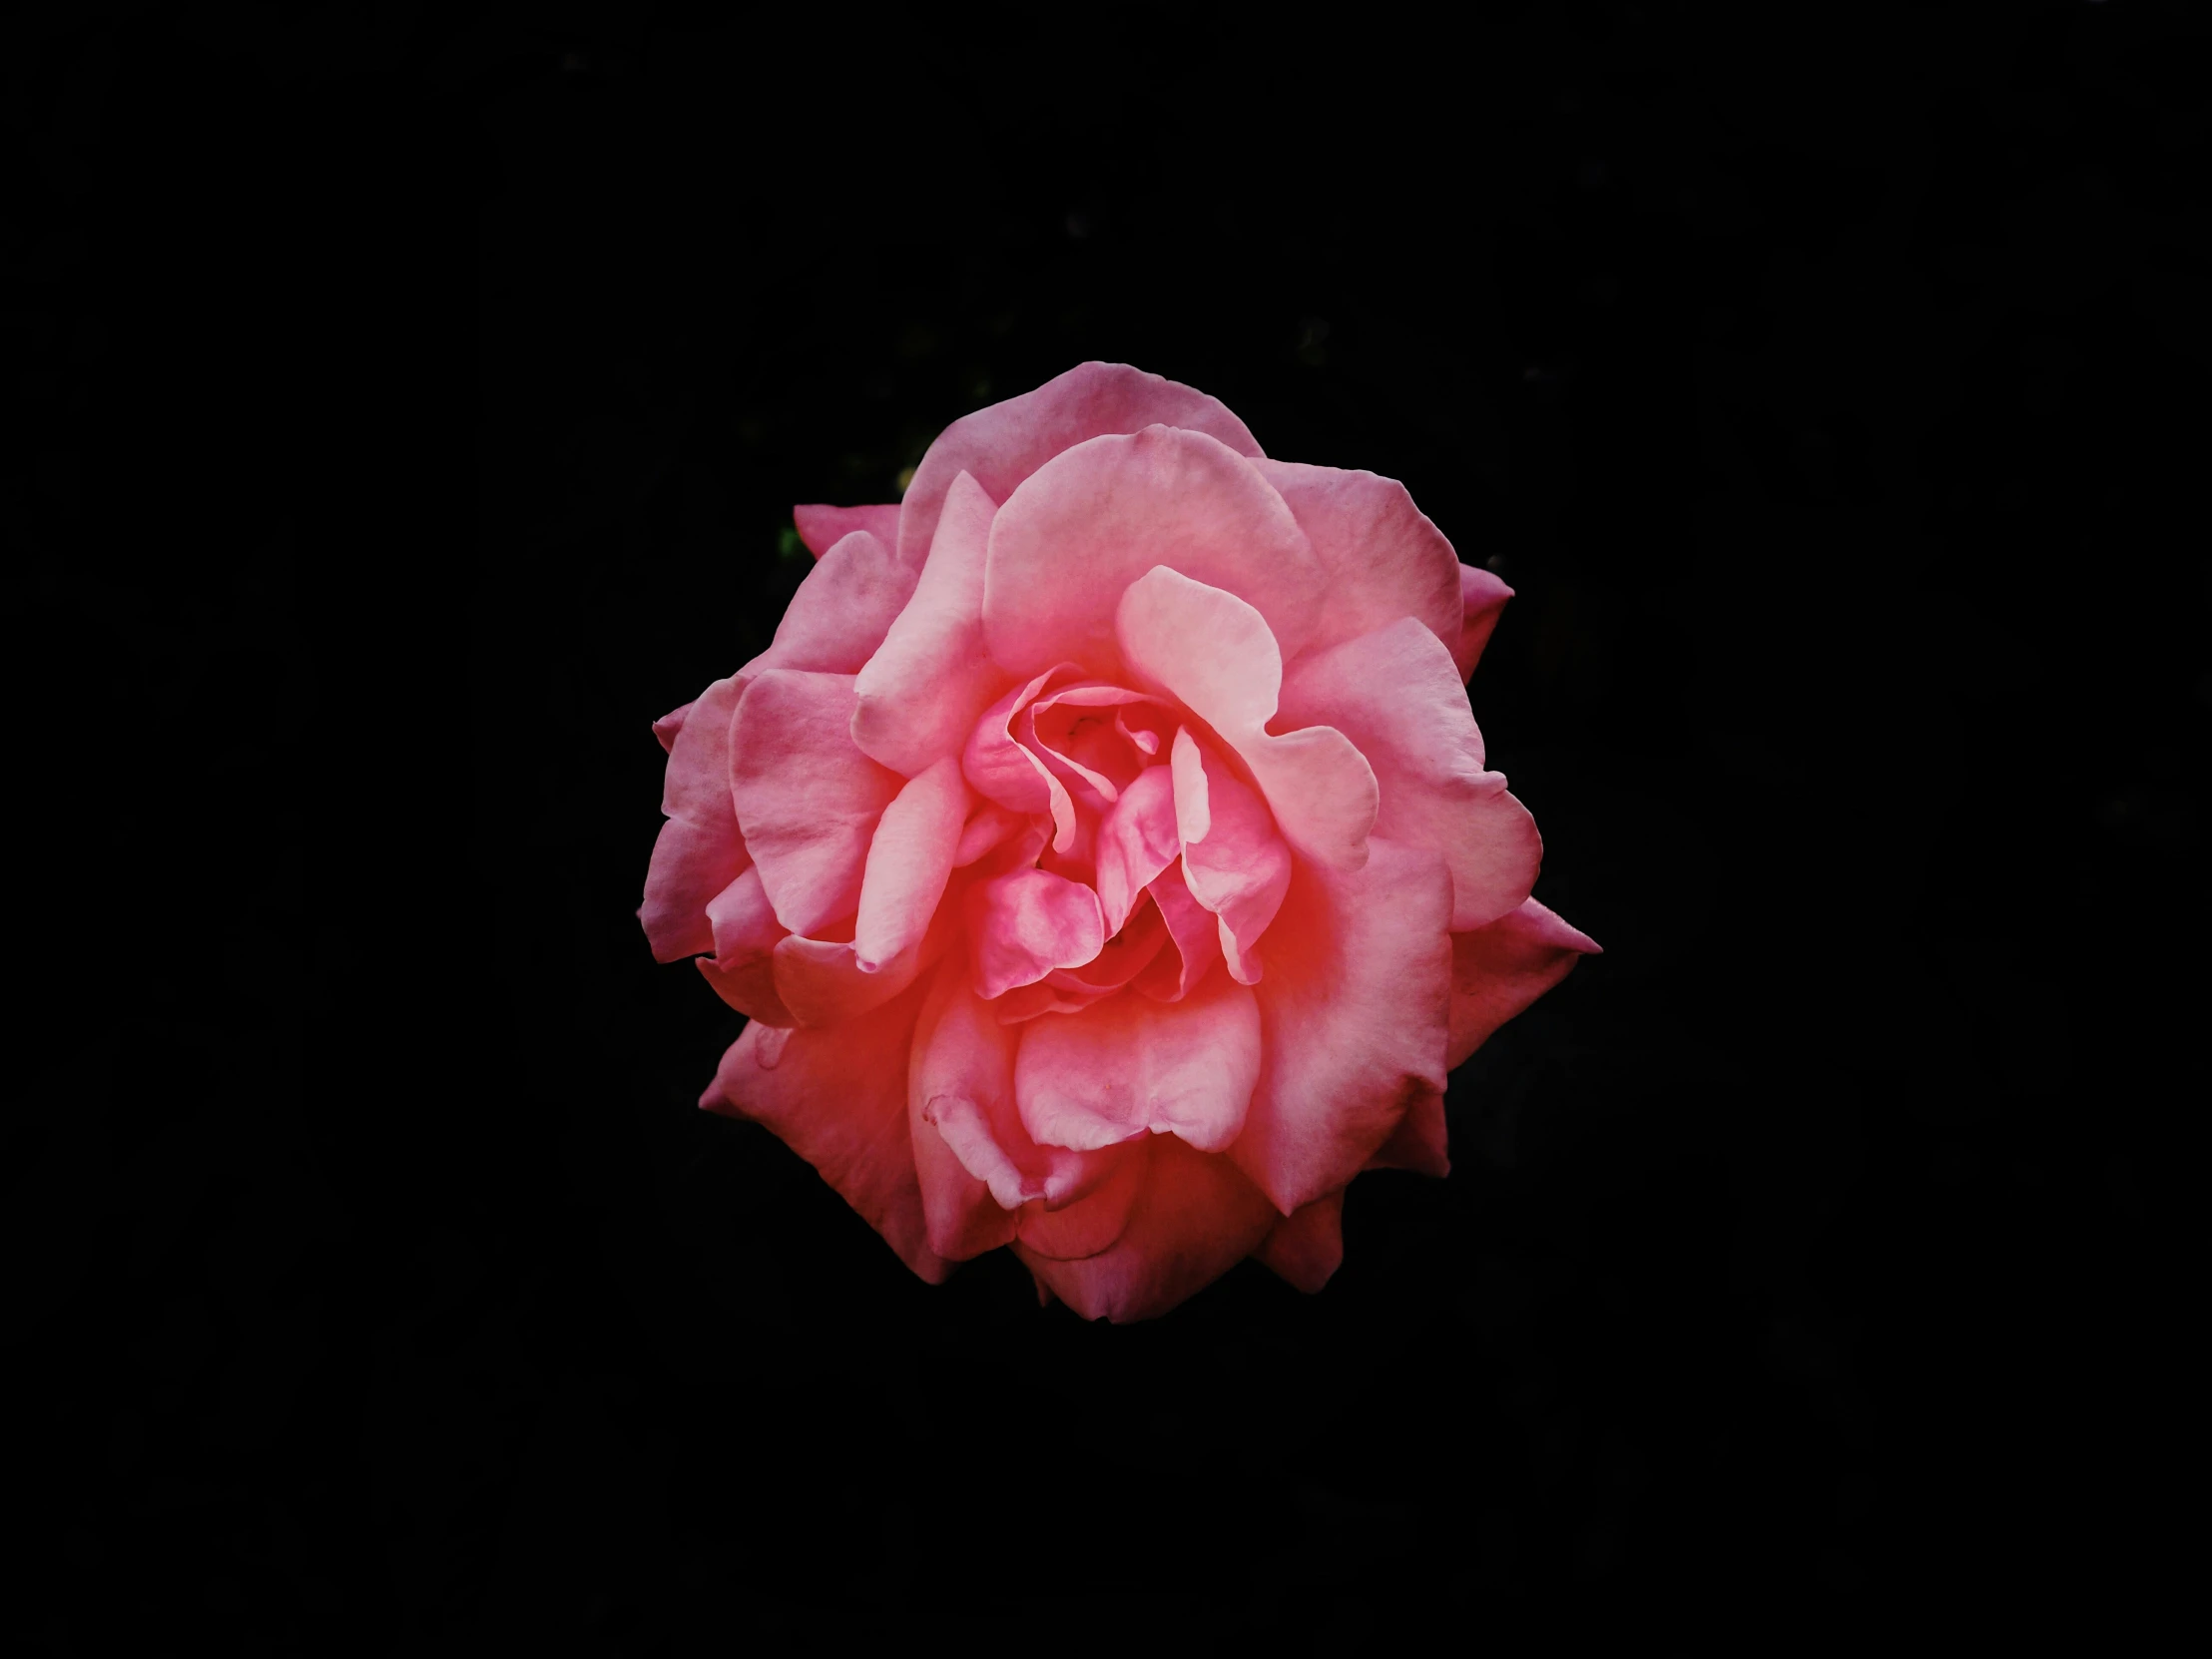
1454, 563, 1514, 682
639, 675, 749, 962
730, 670, 904, 937
651, 700, 692, 755
896, 360, 1264, 567
694, 865, 793, 1024
1117, 567, 1378, 870
747, 529, 916, 677
1364, 1087, 1449, 1176
1015, 1142, 1146, 1260
1171, 729, 1291, 987
966, 867, 1106, 1000
1014, 967, 1261, 1154
1235, 837, 1454, 1214
959, 663, 1080, 851
1048, 891, 1169, 992
851, 470, 1007, 777
1279, 617, 1541, 930
1131, 862, 1223, 1002
1093, 764, 1180, 935
794, 503, 901, 559
855, 756, 970, 971
1446, 897, 1600, 1069
952, 803, 1029, 867
1251, 461, 1464, 662
983, 425, 1327, 677
770, 926, 936, 1029
1253, 1190, 1346, 1294
700, 973, 951, 1284
1015, 1135, 1279, 1322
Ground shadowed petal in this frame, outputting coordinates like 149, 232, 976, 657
1454, 563, 1514, 682
1254, 1190, 1346, 1294
794, 503, 901, 559
1447, 897, 1600, 1069
1364, 1087, 1449, 1177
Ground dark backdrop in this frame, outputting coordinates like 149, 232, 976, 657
10, 2, 2203, 1650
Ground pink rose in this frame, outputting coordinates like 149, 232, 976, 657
640, 362, 1598, 1321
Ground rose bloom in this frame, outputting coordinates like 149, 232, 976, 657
641, 363, 1597, 1322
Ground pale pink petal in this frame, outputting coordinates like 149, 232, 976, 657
1446, 897, 1600, 1069
1454, 563, 1514, 682
1254, 1190, 1346, 1294
1118, 568, 1377, 870
729, 670, 904, 937
1252, 460, 1464, 661
1172, 729, 1291, 986
851, 471, 1007, 777
854, 756, 970, 971
1014, 968, 1261, 1154
1279, 617, 1541, 930
747, 530, 916, 677
1364, 1086, 1449, 1177
896, 360, 1264, 566
793, 502, 901, 559
1015, 1135, 1280, 1322
959, 664, 1079, 850
1015, 1141, 1146, 1260
639, 674, 749, 962
651, 700, 693, 755
966, 867, 1105, 1000
1235, 837, 1454, 1214
983, 425, 1326, 677
1093, 764, 1180, 935
911, 969, 1125, 1214
700, 974, 951, 1284
1131, 862, 1223, 1002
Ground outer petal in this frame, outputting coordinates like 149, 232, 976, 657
1236, 836, 1454, 1215
1015, 1135, 1280, 1323
905, 970, 1021, 1261
747, 530, 916, 677
1454, 564, 1514, 682
1015, 1143, 1145, 1261
730, 670, 904, 937
852, 470, 1006, 777
695, 865, 794, 1025
700, 974, 951, 1284
897, 360, 1264, 567
1364, 1087, 1449, 1177
1446, 897, 1601, 1069
1279, 617, 1541, 930
983, 426, 1327, 677
1014, 968, 1261, 1154
651, 701, 692, 755
794, 503, 901, 559
640, 675, 749, 962
1254, 1190, 1346, 1294
1251, 461, 1464, 662
1171, 730, 1292, 986
1118, 568, 1377, 870
855, 757, 970, 971
771, 931, 928, 1029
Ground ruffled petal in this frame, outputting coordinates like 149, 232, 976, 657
1014, 1135, 1280, 1322
1117, 567, 1377, 870
1454, 563, 1514, 682
1446, 897, 1600, 1069
1251, 461, 1463, 662
1013, 968, 1261, 1153
730, 670, 904, 937
794, 502, 901, 559
639, 674, 749, 962
1172, 729, 1291, 986
851, 470, 1006, 777
854, 756, 969, 971
1253, 1190, 1346, 1294
1279, 617, 1541, 930
965, 868, 1105, 1000
959, 663, 1079, 850
896, 360, 1263, 566
748, 530, 916, 677
983, 425, 1326, 677
700, 975, 951, 1284
1235, 837, 1454, 1215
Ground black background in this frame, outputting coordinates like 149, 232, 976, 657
10, 2, 2204, 1650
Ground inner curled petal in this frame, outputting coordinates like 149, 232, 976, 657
966, 867, 1106, 999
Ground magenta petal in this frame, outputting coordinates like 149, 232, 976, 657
983, 425, 1327, 677
748, 529, 917, 676
1092, 764, 1180, 935
1131, 862, 1223, 1001
851, 470, 1006, 777
1015, 1141, 1146, 1261
700, 973, 951, 1284
1013, 968, 1261, 1154
1117, 567, 1377, 870
771, 932, 931, 1029
1014, 1136, 1279, 1322
965, 867, 1106, 1000
1251, 460, 1464, 662
793, 502, 901, 560
1446, 897, 1600, 1069
1254, 1189, 1346, 1294
854, 756, 969, 972
896, 360, 1263, 566
1235, 837, 1454, 1215
729, 670, 904, 937
1454, 563, 1514, 682
1280, 617, 1541, 930
1171, 730, 1291, 986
